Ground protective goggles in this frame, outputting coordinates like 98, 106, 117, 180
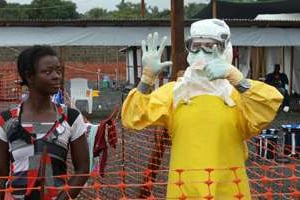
185, 37, 223, 54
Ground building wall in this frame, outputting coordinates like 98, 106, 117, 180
0, 46, 127, 81
0, 46, 127, 106
0, 46, 126, 62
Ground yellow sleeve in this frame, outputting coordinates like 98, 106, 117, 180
233, 80, 283, 139
121, 82, 174, 130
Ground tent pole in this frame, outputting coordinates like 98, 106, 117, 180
170, 0, 187, 80
212, 0, 217, 18
141, 0, 145, 17
59, 47, 66, 93
290, 47, 294, 93
132, 46, 138, 86
282, 46, 285, 72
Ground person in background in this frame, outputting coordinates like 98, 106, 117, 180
20, 86, 29, 102
0, 45, 89, 200
265, 63, 290, 112
121, 19, 283, 199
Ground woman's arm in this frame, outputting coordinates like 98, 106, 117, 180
56, 134, 89, 200
0, 140, 9, 200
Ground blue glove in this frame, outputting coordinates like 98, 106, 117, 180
53, 89, 64, 104
203, 46, 243, 85
203, 46, 230, 80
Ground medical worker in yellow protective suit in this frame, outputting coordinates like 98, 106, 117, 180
122, 19, 283, 199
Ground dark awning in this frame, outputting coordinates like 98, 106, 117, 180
197, 0, 300, 19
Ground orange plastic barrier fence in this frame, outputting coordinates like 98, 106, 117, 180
0, 63, 21, 111
1, 126, 299, 199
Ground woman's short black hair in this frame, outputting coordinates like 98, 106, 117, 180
17, 45, 57, 86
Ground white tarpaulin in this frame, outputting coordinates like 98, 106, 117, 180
1, 26, 300, 47
293, 47, 300, 93
265, 47, 283, 73
264, 47, 300, 93
238, 47, 251, 78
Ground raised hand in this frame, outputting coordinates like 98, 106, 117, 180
203, 46, 244, 86
141, 32, 172, 75
203, 46, 231, 81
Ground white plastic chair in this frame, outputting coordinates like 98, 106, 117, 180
70, 78, 93, 114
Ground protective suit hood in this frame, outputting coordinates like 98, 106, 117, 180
188, 19, 233, 64
174, 19, 235, 108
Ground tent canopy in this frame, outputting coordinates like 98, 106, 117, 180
197, 0, 300, 19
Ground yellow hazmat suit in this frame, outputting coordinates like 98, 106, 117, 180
122, 80, 283, 199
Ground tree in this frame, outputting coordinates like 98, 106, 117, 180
184, 3, 207, 19
83, 1, 172, 20
29, 0, 79, 19
111, 2, 146, 19
0, 0, 7, 8
82, 1, 209, 20
148, 6, 170, 19
0, 3, 30, 20
83, 8, 110, 19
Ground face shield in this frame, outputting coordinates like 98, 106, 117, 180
187, 19, 233, 64
185, 37, 222, 54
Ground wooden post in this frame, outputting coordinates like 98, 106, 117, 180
138, 0, 187, 197
132, 47, 138, 86
39, 147, 47, 200
141, 0, 145, 17
170, 0, 187, 80
139, 129, 168, 198
282, 47, 285, 72
59, 47, 66, 92
290, 47, 294, 93
212, 0, 217, 18
116, 48, 119, 87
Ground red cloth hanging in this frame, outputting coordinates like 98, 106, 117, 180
93, 107, 119, 176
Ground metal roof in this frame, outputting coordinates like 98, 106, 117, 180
1, 25, 300, 47
0, 19, 300, 28
255, 13, 300, 21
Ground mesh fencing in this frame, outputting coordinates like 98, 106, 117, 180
0, 62, 21, 111
2, 125, 299, 199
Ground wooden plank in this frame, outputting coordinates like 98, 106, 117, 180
170, 0, 187, 80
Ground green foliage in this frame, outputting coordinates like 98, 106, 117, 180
29, 0, 79, 19
111, 2, 146, 19
147, 6, 170, 19
83, 8, 110, 19
0, 3, 30, 20
0, 0, 7, 8
82, 1, 170, 20
0, 0, 79, 20
0, 0, 208, 20
184, 3, 206, 19
82, 1, 205, 20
